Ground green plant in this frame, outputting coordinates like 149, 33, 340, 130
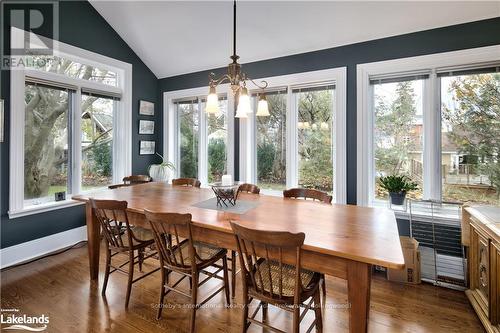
150, 153, 175, 170
379, 175, 418, 193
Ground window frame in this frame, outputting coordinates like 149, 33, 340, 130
163, 85, 235, 186
239, 68, 347, 203
356, 45, 500, 209
9, 33, 132, 218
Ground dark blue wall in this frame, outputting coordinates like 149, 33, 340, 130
158, 17, 500, 205
0, 1, 160, 248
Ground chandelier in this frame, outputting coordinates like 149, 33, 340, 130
205, 0, 269, 118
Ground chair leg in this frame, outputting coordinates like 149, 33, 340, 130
189, 272, 199, 333
313, 289, 323, 333
321, 273, 327, 298
125, 251, 134, 308
262, 302, 268, 322
292, 305, 300, 333
242, 295, 249, 333
101, 248, 111, 296
138, 248, 144, 272
157, 267, 166, 319
222, 256, 231, 306
231, 250, 236, 298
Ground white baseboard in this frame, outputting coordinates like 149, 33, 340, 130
0, 226, 88, 269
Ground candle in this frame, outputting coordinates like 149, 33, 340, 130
221, 174, 232, 186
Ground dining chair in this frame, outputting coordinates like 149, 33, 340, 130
283, 188, 332, 298
283, 188, 332, 204
230, 222, 322, 333
145, 210, 230, 333
172, 178, 201, 188
108, 175, 152, 189
90, 198, 159, 308
237, 183, 260, 194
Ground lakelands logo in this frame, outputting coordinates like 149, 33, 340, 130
1, 309, 49, 332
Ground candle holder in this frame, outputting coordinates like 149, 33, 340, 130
210, 182, 241, 207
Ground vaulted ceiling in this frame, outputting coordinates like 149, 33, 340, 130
89, 1, 500, 78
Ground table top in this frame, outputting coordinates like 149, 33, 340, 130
73, 182, 404, 269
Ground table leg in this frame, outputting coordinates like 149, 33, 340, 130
86, 202, 100, 280
347, 261, 372, 333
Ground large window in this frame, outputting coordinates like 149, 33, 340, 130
255, 90, 287, 191
295, 85, 335, 193
372, 78, 424, 201
357, 46, 500, 208
174, 95, 229, 183
441, 71, 499, 205
10, 35, 131, 217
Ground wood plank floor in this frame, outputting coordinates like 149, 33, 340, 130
1, 244, 484, 333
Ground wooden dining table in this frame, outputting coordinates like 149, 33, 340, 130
73, 182, 404, 333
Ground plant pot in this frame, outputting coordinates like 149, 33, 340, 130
389, 191, 406, 205
149, 164, 171, 182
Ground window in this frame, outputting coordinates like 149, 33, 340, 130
254, 90, 287, 191
440, 71, 499, 205
10, 35, 132, 218
177, 99, 199, 179
357, 45, 500, 208
170, 92, 232, 185
24, 84, 70, 204
372, 78, 425, 201
295, 85, 335, 194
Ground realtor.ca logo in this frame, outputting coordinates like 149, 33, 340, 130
1, 309, 49, 332
1, 0, 59, 70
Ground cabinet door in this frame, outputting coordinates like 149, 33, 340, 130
492, 242, 500, 325
471, 225, 490, 316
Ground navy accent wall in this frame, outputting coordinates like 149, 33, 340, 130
0, 1, 160, 248
158, 17, 500, 205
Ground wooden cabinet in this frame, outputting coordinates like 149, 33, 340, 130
464, 206, 500, 333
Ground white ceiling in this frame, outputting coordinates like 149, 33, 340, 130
89, 1, 500, 78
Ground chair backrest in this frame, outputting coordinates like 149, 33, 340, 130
238, 183, 260, 194
144, 210, 197, 270
172, 178, 201, 188
123, 175, 152, 184
90, 199, 133, 249
283, 188, 332, 204
230, 222, 306, 301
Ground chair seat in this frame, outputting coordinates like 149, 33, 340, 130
167, 240, 226, 267
252, 259, 320, 297
131, 226, 154, 241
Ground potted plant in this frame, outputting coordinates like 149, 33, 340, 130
148, 153, 175, 182
379, 175, 418, 205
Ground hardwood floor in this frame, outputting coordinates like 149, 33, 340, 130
1, 243, 484, 333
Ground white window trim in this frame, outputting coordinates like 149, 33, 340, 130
356, 44, 500, 207
239, 67, 347, 204
9, 34, 132, 219
163, 85, 235, 186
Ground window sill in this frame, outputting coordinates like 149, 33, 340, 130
8, 199, 85, 219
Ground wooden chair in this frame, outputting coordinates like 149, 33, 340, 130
90, 199, 159, 308
108, 175, 152, 189
230, 222, 322, 333
283, 188, 332, 204
237, 183, 260, 194
283, 188, 331, 297
145, 210, 230, 333
172, 178, 201, 188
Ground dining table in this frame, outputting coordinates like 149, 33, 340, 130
73, 182, 404, 333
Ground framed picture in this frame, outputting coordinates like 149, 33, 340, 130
139, 120, 155, 134
0, 99, 4, 143
139, 100, 154, 116
139, 140, 155, 155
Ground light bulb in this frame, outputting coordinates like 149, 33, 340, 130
256, 94, 269, 117
235, 87, 250, 118
205, 86, 219, 114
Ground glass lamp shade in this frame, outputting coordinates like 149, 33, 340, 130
205, 87, 219, 114
235, 88, 250, 118
256, 94, 269, 116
